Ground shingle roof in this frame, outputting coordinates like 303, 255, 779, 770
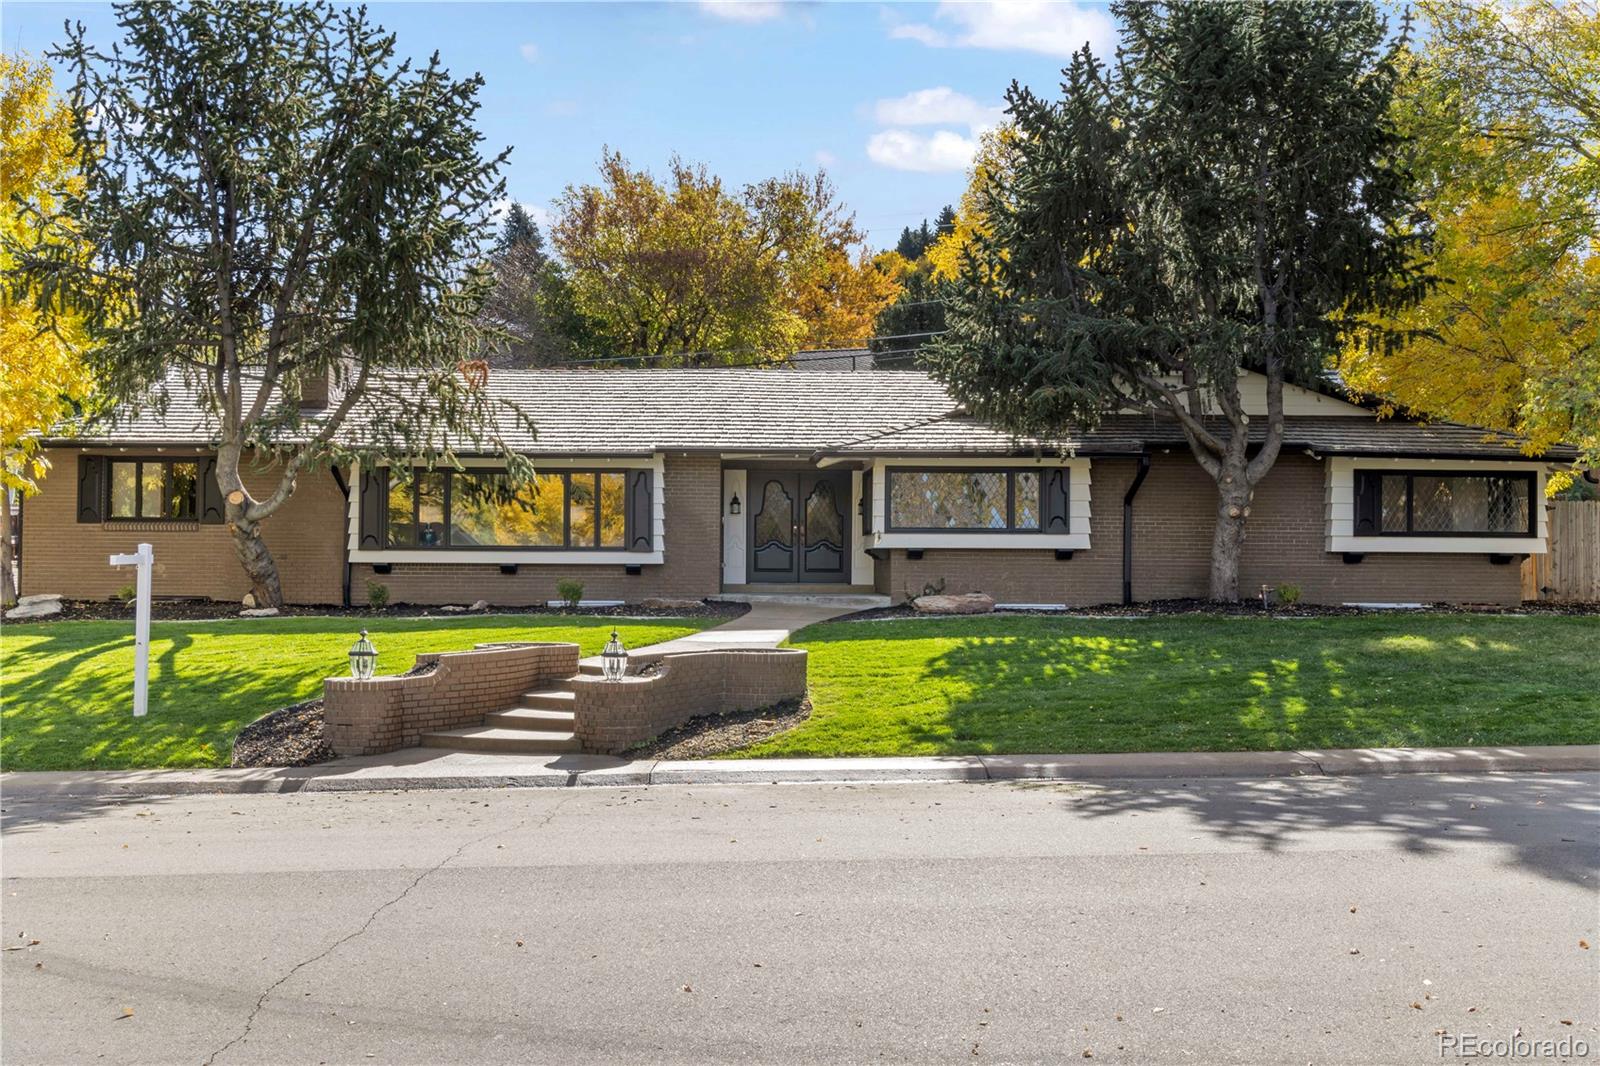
50, 368, 1575, 461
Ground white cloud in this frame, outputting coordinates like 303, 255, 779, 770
544, 99, 580, 118
519, 42, 540, 62
866, 129, 978, 173
814, 149, 838, 167
698, 1, 785, 23
873, 87, 1003, 130
888, 1, 1113, 58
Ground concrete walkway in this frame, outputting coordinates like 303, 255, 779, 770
589, 596, 865, 665
5, 744, 1595, 799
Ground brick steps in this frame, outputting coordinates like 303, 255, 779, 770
420, 678, 584, 755
484, 707, 575, 730
521, 690, 576, 710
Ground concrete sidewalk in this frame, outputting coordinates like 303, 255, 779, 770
4, 744, 1595, 799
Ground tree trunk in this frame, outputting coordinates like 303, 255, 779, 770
228, 507, 284, 607
1208, 463, 1254, 602
0, 493, 16, 607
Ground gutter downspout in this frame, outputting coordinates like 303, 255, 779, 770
330, 466, 352, 608
1122, 454, 1151, 607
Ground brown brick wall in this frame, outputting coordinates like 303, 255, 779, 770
351, 454, 724, 606
875, 453, 1526, 606
23, 446, 1527, 608
323, 641, 580, 756
1234, 453, 1525, 606
573, 648, 807, 754
19, 446, 345, 605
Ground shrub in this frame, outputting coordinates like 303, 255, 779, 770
1275, 582, 1302, 606
365, 579, 390, 609
556, 579, 584, 609
116, 584, 136, 603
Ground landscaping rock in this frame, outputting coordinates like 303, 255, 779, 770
468, 599, 490, 611
6, 597, 63, 620
241, 592, 256, 608
16, 593, 63, 606
239, 607, 280, 617
912, 592, 996, 615
641, 597, 704, 610
438, 604, 469, 613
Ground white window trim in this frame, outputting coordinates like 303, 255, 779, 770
346, 454, 666, 565
867, 457, 1093, 551
1324, 456, 1549, 555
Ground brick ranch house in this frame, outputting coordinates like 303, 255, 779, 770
18, 366, 1577, 609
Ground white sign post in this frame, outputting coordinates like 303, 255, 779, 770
109, 542, 154, 717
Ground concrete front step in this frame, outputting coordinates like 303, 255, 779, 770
522, 689, 576, 710
421, 726, 581, 754
715, 592, 889, 608
485, 707, 575, 730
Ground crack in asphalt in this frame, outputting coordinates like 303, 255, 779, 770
202, 796, 574, 1066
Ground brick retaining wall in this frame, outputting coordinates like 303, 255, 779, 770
573, 648, 808, 755
323, 642, 580, 756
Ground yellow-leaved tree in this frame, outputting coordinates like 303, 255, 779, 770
1, 55, 94, 606
925, 125, 1018, 283
1341, 0, 1600, 481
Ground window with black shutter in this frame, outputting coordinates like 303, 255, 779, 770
1352, 469, 1536, 537
77, 455, 208, 523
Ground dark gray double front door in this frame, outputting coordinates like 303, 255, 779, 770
747, 470, 851, 583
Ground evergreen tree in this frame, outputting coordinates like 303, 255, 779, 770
17, 2, 525, 606
497, 202, 545, 258
935, 204, 957, 236
895, 226, 922, 260
927, 0, 1428, 600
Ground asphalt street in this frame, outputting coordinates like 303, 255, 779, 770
3, 773, 1597, 1065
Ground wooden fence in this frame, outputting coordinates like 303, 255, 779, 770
1522, 500, 1600, 602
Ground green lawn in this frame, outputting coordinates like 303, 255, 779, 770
0, 615, 713, 771
734, 614, 1600, 757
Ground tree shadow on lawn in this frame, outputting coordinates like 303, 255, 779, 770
797, 616, 1578, 754
0, 616, 671, 771
1056, 772, 1600, 889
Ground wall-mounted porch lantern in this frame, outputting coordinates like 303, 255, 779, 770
348, 629, 377, 680
601, 628, 628, 682
728, 493, 742, 516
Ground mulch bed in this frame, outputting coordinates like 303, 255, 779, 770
18, 599, 751, 624
836, 597, 1600, 622
231, 699, 335, 768
624, 698, 813, 760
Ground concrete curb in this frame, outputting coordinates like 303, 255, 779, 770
3, 745, 1595, 801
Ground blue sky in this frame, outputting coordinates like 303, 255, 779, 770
2, 1, 1115, 249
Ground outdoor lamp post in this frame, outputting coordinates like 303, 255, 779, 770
601, 628, 628, 682
729, 493, 741, 515
349, 629, 377, 680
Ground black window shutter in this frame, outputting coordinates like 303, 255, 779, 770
626, 469, 653, 552
860, 469, 873, 534
358, 466, 387, 549
1353, 471, 1380, 536
199, 457, 225, 524
76, 455, 105, 523
1042, 468, 1071, 533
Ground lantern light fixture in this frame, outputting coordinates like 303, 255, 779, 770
729, 493, 742, 516
601, 628, 628, 682
348, 629, 377, 680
